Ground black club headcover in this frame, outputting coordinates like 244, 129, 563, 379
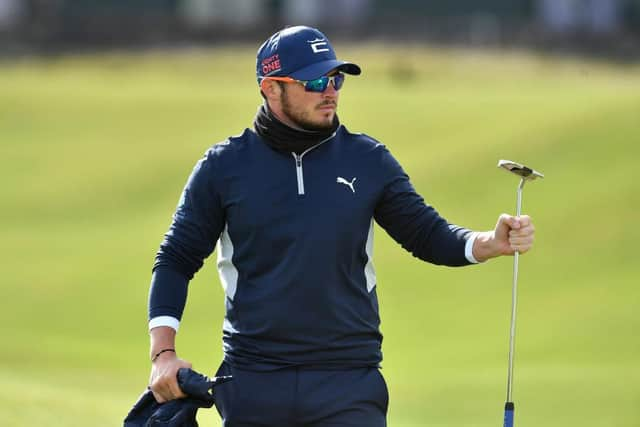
123, 368, 233, 427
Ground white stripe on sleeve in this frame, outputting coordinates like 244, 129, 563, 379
465, 232, 481, 264
149, 316, 180, 332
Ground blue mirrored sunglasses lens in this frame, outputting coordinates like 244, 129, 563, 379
333, 73, 345, 90
304, 73, 344, 92
304, 77, 329, 92
303, 74, 345, 92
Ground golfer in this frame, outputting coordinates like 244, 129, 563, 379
147, 26, 535, 426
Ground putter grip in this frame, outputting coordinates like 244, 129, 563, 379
503, 402, 514, 427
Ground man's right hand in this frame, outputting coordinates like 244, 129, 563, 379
149, 351, 193, 403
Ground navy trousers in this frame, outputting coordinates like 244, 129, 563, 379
213, 362, 388, 426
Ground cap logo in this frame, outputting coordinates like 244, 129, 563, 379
307, 38, 329, 54
261, 54, 281, 75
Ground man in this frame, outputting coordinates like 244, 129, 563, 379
147, 26, 535, 426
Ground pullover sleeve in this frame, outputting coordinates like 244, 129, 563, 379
148, 149, 225, 325
374, 146, 473, 267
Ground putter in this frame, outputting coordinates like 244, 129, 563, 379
497, 160, 543, 427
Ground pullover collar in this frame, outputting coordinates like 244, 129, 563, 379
253, 104, 339, 155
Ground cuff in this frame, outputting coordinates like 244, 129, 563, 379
465, 232, 481, 264
149, 316, 180, 332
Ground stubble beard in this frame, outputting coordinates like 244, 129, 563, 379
280, 91, 336, 132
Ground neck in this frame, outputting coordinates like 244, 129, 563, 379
269, 105, 305, 131
253, 104, 340, 155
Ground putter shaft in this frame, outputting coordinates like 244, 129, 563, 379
506, 178, 524, 403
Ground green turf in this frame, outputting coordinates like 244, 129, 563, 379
1, 46, 638, 426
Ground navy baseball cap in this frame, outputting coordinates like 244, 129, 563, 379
256, 26, 361, 83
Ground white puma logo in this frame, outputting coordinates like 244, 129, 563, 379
337, 177, 356, 193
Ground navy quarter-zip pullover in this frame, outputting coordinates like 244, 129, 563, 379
149, 125, 477, 370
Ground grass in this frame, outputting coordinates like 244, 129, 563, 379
1, 45, 639, 426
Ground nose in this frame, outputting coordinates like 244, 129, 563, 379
323, 80, 338, 98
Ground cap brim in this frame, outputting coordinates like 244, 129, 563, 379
289, 59, 361, 80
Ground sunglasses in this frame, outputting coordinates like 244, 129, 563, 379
263, 73, 345, 93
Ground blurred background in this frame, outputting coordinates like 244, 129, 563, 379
1, 1, 639, 426
1, 0, 640, 55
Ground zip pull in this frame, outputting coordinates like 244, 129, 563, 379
292, 153, 305, 195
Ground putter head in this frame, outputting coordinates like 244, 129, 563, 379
498, 160, 544, 181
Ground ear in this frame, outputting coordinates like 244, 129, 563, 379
260, 79, 282, 101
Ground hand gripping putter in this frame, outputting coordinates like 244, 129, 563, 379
497, 160, 543, 427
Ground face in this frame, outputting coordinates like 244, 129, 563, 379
268, 72, 341, 131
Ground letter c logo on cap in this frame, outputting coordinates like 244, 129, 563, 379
308, 38, 329, 54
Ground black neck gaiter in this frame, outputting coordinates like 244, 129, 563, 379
253, 104, 339, 155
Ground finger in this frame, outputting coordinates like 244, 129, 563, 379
166, 362, 191, 400
150, 384, 170, 403
499, 214, 520, 230
508, 242, 530, 252
509, 231, 534, 242
511, 228, 534, 239
510, 236, 533, 251
509, 217, 522, 230
151, 374, 179, 402
168, 378, 187, 400
150, 391, 164, 403
516, 215, 531, 227
497, 215, 519, 239
512, 243, 531, 253
173, 361, 192, 399
509, 225, 535, 238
